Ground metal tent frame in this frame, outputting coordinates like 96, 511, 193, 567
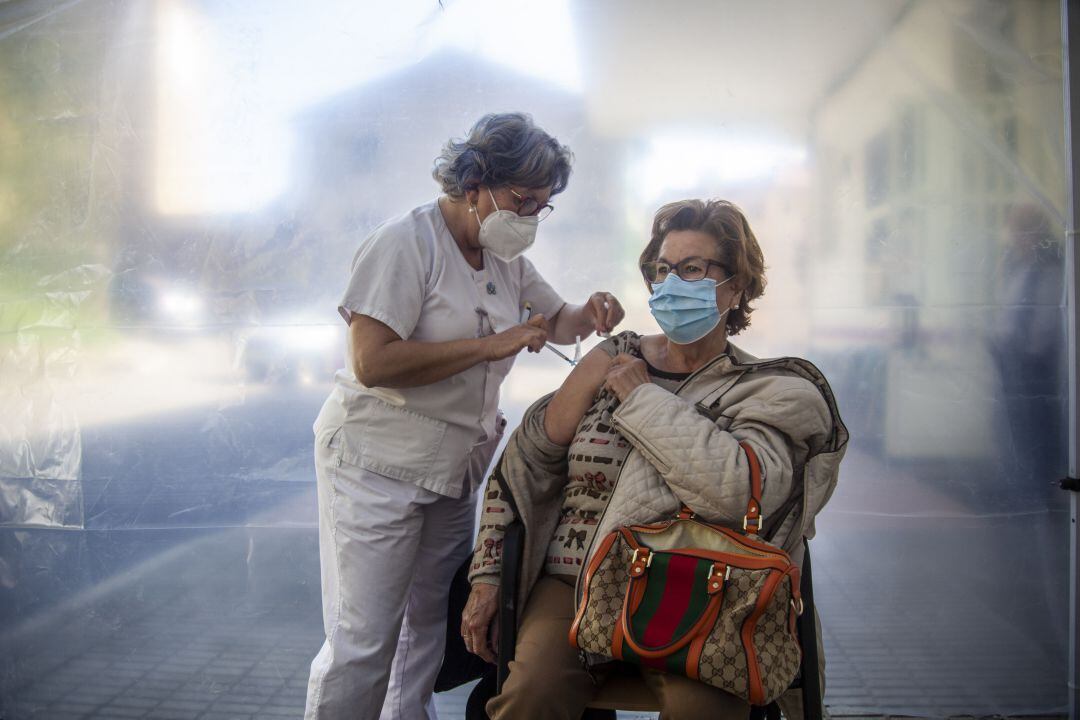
1063, 2, 1080, 718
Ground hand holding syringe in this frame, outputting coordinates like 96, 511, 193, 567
521, 302, 581, 366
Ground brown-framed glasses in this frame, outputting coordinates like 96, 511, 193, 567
641, 256, 728, 284
508, 187, 554, 221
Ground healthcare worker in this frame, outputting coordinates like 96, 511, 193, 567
304, 112, 625, 720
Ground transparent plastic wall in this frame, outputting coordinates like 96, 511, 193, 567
0, 0, 1070, 717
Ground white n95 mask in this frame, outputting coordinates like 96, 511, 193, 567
476, 187, 538, 262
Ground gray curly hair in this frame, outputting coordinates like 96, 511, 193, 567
432, 112, 573, 199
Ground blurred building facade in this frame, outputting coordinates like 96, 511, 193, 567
810, 0, 1066, 487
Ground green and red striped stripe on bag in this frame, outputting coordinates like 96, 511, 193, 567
618, 551, 714, 674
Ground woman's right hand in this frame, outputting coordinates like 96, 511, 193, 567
484, 314, 549, 361
461, 582, 500, 663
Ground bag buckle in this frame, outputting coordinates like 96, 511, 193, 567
742, 513, 763, 533
630, 548, 652, 577
706, 563, 730, 595
791, 597, 804, 616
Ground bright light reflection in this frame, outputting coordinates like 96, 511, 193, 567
159, 290, 204, 326
154, 1, 292, 215
431, 0, 581, 92
73, 338, 257, 429
261, 325, 339, 352
153, 0, 580, 216
635, 133, 807, 201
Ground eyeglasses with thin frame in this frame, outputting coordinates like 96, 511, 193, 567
640, 256, 729, 284
508, 187, 554, 222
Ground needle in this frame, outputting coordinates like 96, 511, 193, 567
544, 343, 577, 366
521, 302, 577, 366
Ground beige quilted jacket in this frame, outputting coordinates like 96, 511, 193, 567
484, 336, 848, 621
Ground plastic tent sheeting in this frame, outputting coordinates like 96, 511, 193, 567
0, 0, 1071, 717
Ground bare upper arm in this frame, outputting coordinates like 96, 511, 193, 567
544, 346, 614, 445
560, 345, 614, 394
348, 314, 402, 384
546, 301, 583, 345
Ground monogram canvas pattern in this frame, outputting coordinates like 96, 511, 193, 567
695, 567, 767, 698
575, 538, 632, 656
575, 522, 802, 704
752, 577, 801, 702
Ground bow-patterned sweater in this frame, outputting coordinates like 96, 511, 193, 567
470, 335, 688, 583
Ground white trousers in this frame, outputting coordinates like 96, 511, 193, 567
304, 432, 477, 720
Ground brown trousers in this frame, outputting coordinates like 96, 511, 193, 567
487, 575, 752, 720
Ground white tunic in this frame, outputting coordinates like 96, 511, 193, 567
315, 199, 565, 497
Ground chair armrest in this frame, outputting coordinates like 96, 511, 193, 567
798, 537, 823, 720
496, 519, 525, 692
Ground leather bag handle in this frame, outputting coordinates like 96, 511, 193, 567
740, 441, 763, 535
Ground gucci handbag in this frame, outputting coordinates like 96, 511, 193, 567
569, 442, 803, 705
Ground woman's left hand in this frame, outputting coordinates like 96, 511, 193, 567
586, 291, 625, 335
603, 353, 650, 402
461, 583, 499, 663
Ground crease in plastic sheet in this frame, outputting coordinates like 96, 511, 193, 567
0, 264, 112, 529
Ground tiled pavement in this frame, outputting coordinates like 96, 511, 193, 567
0, 528, 514, 720
0, 444, 1071, 719
1, 532, 316, 719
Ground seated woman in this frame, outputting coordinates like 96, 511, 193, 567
461, 199, 848, 719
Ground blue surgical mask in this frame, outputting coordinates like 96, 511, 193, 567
648, 274, 732, 345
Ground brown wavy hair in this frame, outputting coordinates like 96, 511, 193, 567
638, 199, 767, 336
